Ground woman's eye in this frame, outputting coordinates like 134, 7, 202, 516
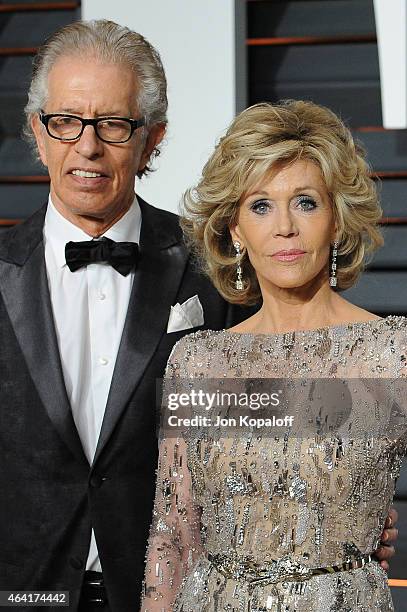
250, 200, 271, 215
296, 196, 317, 211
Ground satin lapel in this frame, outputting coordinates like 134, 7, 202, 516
94, 201, 188, 462
0, 210, 87, 464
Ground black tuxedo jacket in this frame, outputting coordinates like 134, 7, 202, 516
0, 198, 252, 611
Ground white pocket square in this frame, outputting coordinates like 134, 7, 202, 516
167, 295, 204, 333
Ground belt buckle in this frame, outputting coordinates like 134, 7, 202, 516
249, 556, 312, 587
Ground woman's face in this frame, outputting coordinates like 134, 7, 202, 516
230, 159, 337, 293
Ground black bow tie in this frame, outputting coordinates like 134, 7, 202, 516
65, 237, 139, 276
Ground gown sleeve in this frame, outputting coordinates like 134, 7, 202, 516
140, 337, 203, 611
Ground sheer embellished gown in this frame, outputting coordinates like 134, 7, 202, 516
142, 317, 407, 611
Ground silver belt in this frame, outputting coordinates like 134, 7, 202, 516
206, 552, 374, 587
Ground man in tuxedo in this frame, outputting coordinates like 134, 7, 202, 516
0, 19, 397, 612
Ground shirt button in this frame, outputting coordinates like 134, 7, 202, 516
99, 357, 109, 366
99, 292, 106, 300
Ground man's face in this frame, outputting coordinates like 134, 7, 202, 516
31, 55, 164, 228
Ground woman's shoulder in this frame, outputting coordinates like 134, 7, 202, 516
372, 315, 407, 337
347, 316, 407, 376
337, 315, 407, 339
171, 328, 227, 352
341, 315, 407, 354
377, 315, 407, 351
379, 314, 407, 327
165, 329, 233, 377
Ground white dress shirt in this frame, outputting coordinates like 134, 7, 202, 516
43, 196, 141, 571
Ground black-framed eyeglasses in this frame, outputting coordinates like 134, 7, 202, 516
39, 111, 145, 144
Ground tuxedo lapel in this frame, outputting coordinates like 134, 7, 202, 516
0, 207, 87, 464
94, 199, 188, 462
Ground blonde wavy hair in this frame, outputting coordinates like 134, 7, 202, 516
182, 100, 383, 305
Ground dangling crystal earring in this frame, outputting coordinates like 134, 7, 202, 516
329, 240, 339, 287
233, 241, 244, 290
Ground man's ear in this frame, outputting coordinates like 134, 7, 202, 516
31, 114, 48, 167
138, 123, 166, 173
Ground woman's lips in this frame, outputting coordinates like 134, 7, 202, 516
271, 250, 306, 262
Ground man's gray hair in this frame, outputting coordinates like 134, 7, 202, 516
24, 19, 168, 175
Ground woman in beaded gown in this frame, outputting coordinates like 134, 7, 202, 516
141, 100, 405, 611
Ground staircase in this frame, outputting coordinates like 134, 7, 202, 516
0, 0, 81, 226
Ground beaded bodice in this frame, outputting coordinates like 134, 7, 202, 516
142, 317, 407, 611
